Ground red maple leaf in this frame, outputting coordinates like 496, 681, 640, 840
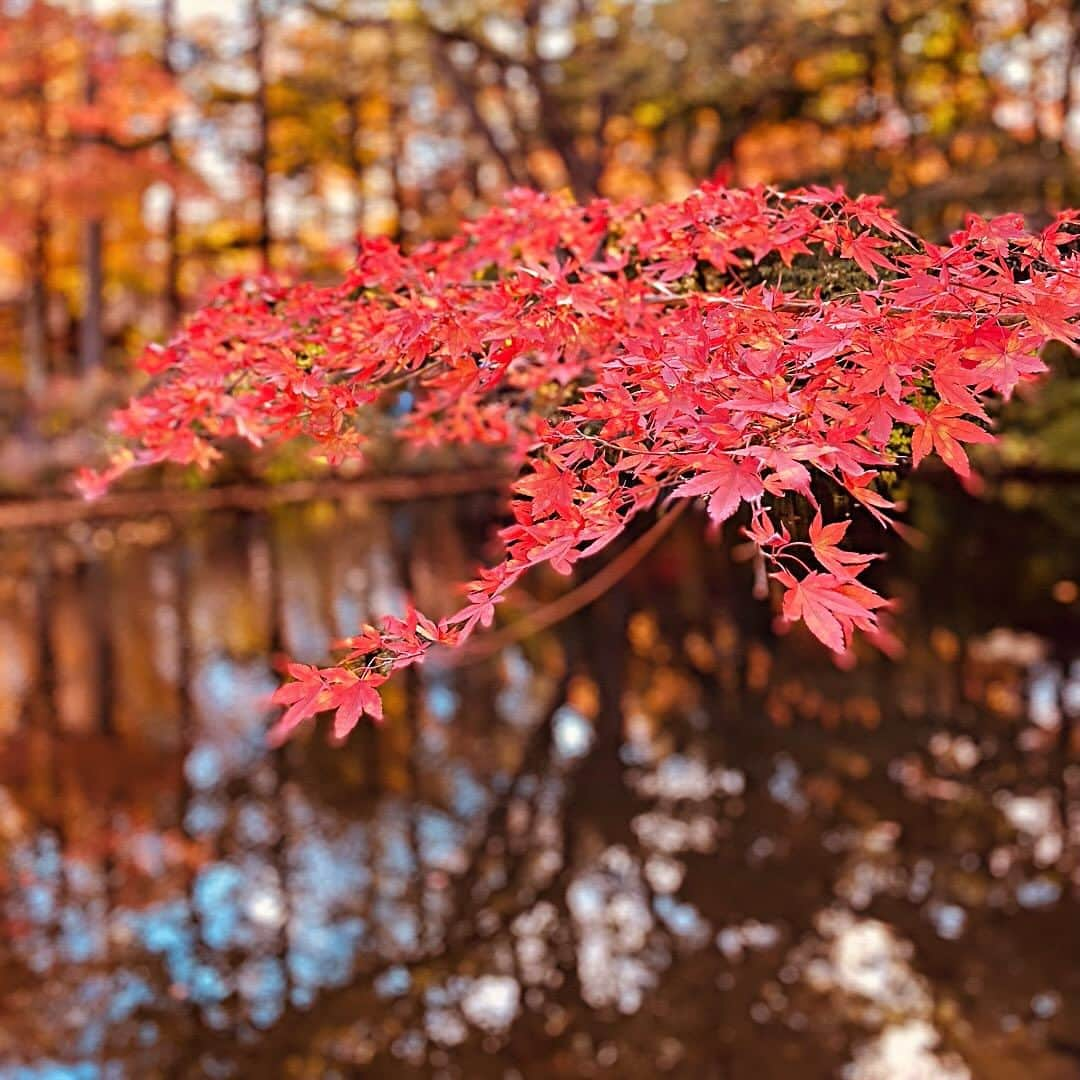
911, 404, 995, 478
673, 455, 765, 524
774, 570, 887, 653
808, 513, 878, 579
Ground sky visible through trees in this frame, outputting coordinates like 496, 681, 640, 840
1, 0, 1079, 397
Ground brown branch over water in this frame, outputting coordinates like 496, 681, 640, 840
0, 469, 510, 531
450, 499, 688, 665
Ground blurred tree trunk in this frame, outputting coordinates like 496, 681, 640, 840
23, 2, 51, 401
161, 0, 182, 331
388, 22, 406, 240
78, 1, 105, 375
343, 89, 366, 245
78, 228, 106, 377
428, 30, 526, 190
1061, 0, 1080, 193
251, 0, 272, 270
521, 0, 601, 200
425, 2, 605, 201
24, 230, 49, 401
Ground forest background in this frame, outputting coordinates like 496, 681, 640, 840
1, 0, 1078, 496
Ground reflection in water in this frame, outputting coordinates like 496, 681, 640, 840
0, 481, 1078, 1077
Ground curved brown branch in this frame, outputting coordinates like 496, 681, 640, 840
449, 499, 689, 665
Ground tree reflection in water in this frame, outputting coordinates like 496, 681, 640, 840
0, 481, 1078, 1078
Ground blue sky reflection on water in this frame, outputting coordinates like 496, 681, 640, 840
0, 486, 1079, 1077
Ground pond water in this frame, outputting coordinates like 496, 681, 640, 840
0, 475, 1077, 1078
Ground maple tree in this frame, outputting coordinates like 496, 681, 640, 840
82, 182, 1079, 742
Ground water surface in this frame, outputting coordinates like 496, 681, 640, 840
0, 477, 1078, 1078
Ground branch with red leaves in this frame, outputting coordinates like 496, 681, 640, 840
81, 183, 1080, 742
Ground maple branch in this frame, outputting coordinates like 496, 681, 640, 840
449, 499, 688, 665
83, 182, 1080, 740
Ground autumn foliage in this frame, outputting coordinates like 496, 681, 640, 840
83, 183, 1080, 742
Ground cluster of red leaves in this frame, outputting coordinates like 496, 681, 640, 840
82, 184, 1080, 742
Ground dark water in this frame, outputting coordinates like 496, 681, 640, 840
0, 477, 1078, 1078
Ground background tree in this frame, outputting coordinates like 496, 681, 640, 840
0, 0, 1079, 414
